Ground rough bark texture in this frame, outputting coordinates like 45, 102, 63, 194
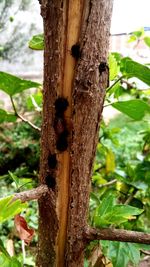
37, 1, 64, 266
65, 1, 113, 265
37, 0, 113, 266
84, 227, 150, 245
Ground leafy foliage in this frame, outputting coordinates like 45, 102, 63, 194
0, 196, 27, 223
88, 30, 150, 266
0, 72, 40, 96
1, 24, 150, 266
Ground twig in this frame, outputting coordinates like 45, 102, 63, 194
13, 185, 49, 202
84, 226, 150, 245
121, 79, 135, 89
124, 188, 138, 205
98, 179, 117, 188
21, 240, 26, 266
140, 249, 150, 255
10, 96, 41, 132
106, 76, 124, 93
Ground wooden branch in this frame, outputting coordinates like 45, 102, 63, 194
84, 227, 150, 245
13, 185, 49, 202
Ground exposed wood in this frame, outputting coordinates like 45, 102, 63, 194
84, 227, 150, 245
56, 1, 85, 266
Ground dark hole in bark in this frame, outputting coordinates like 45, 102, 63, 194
71, 43, 81, 60
48, 154, 57, 169
54, 97, 69, 114
54, 116, 66, 135
99, 61, 107, 75
56, 131, 69, 152
45, 174, 56, 189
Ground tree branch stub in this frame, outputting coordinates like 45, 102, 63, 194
84, 227, 150, 245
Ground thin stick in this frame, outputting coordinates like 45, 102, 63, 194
21, 240, 26, 266
106, 76, 124, 93
10, 96, 41, 132
98, 179, 117, 188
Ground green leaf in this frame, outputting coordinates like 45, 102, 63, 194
126, 243, 140, 266
112, 99, 150, 120
0, 253, 21, 267
108, 81, 124, 98
29, 34, 44, 50
0, 196, 27, 223
103, 205, 143, 225
94, 201, 143, 227
106, 149, 115, 174
0, 72, 41, 96
26, 93, 42, 111
109, 54, 118, 80
8, 171, 19, 189
84, 259, 89, 267
109, 242, 129, 267
94, 195, 115, 227
144, 36, 150, 47
90, 192, 100, 206
120, 57, 150, 85
10, 257, 22, 267
132, 28, 144, 38
128, 35, 137, 43
0, 109, 16, 123
105, 242, 140, 267
0, 240, 10, 258
0, 253, 10, 267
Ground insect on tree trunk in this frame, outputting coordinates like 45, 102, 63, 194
37, 0, 113, 266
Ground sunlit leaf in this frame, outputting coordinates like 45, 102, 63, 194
0, 196, 27, 223
106, 149, 115, 174
0, 253, 21, 267
112, 99, 150, 120
144, 36, 150, 47
109, 54, 118, 80
0, 72, 40, 96
28, 34, 44, 50
120, 57, 150, 85
132, 28, 144, 38
128, 35, 137, 43
26, 93, 42, 111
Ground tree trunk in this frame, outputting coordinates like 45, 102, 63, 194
37, 0, 113, 266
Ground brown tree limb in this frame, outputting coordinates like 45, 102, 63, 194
84, 226, 150, 245
10, 96, 41, 132
13, 185, 49, 202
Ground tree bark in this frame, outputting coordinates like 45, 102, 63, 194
37, 0, 113, 266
